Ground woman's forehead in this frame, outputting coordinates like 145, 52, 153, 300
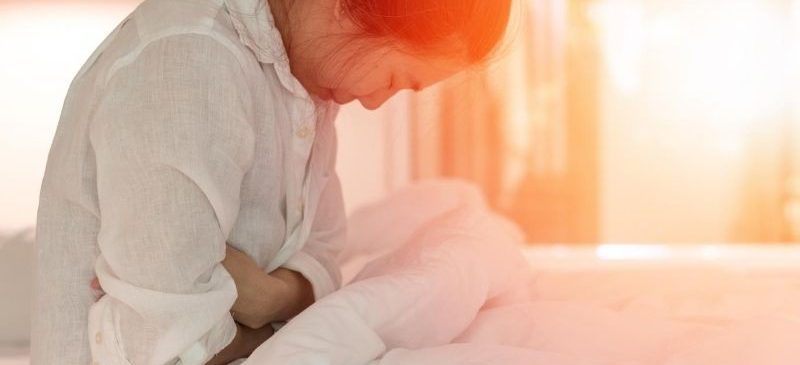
398, 51, 467, 88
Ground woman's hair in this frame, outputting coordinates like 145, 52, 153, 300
340, 0, 513, 64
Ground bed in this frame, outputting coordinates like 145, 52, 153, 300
253, 181, 800, 365
6, 244, 800, 365
4, 181, 800, 364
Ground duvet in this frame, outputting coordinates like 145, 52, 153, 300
238, 180, 800, 365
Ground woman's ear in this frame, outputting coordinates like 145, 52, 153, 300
333, 0, 343, 21
332, 0, 360, 33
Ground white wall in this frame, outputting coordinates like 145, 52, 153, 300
595, 0, 793, 242
0, 1, 140, 233
335, 94, 412, 215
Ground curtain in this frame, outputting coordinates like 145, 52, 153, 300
730, 0, 800, 242
409, 0, 601, 243
786, 0, 800, 241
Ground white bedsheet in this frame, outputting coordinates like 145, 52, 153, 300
241, 180, 800, 365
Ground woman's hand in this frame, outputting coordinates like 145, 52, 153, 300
222, 245, 282, 329
90, 277, 275, 365
223, 245, 314, 329
204, 322, 274, 365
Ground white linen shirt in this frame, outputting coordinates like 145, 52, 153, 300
31, 0, 345, 364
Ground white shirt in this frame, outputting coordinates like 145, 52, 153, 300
31, 0, 345, 364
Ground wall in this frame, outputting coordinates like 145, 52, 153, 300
594, 0, 796, 242
0, 1, 140, 232
336, 95, 412, 215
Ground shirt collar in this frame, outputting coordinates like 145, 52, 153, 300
223, 0, 310, 98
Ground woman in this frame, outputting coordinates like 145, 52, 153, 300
31, 0, 511, 364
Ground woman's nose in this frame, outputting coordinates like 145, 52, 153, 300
359, 87, 400, 110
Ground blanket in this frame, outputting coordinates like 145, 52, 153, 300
241, 180, 800, 365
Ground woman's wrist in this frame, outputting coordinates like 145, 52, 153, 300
205, 324, 247, 365
268, 268, 314, 321
223, 244, 314, 328
228, 271, 280, 328
251, 270, 289, 323
206, 322, 274, 365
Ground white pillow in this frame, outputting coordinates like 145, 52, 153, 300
0, 229, 34, 347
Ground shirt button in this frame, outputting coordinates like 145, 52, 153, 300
295, 125, 312, 139
95, 331, 102, 344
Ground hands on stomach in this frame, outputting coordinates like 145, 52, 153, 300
90, 243, 314, 363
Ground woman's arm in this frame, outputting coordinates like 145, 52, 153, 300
92, 246, 310, 336
281, 171, 347, 302
221, 246, 314, 329
204, 322, 274, 365
221, 173, 346, 329
90, 250, 282, 363
268, 267, 315, 319
88, 33, 256, 365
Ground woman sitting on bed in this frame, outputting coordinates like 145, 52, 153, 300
32, 0, 512, 364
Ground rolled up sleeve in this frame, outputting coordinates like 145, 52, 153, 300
282, 173, 346, 301
88, 34, 255, 365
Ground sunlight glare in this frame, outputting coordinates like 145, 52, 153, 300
596, 244, 671, 260
591, 0, 791, 123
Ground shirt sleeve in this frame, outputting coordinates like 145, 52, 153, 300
281, 159, 346, 301
87, 34, 256, 365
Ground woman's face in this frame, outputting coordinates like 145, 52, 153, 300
290, 38, 467, 110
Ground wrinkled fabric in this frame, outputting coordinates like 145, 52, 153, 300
243, 180, 800, 365
243, 180, 535, 364
31, 0, 345, 364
